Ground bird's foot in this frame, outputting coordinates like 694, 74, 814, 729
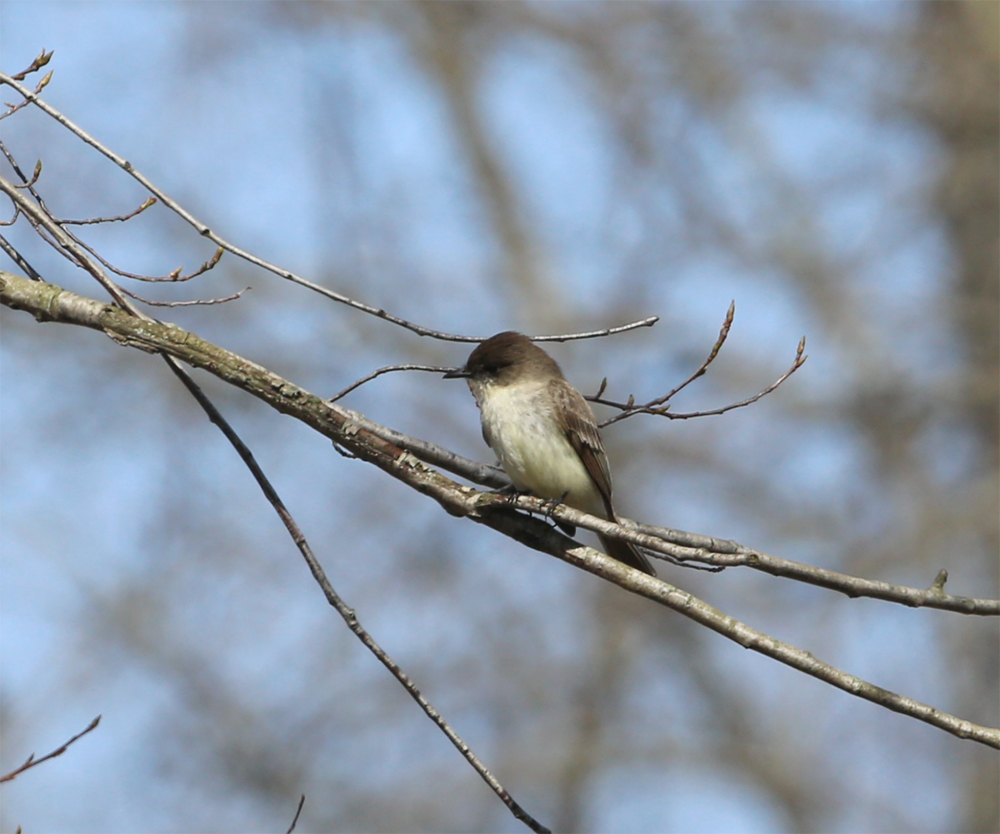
539, 492, 576, 536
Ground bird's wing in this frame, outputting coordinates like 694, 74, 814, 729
551, 379, 616, 517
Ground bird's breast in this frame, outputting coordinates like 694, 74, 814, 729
477, 381, 604, 515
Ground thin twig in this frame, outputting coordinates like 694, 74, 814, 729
163, 357, 550, 834
72, 236, 224, 283
330, 364, 454, 402
655, 300, 735, 401
0, 139, 45, 205
42, 196, 224, 284
58, 196, 157, 225
0, 72, 645, 345
0, 174, 143, 314
0, 68, 51, 121
0, 235, 43, 281
118, 283, 249, 307
600, 302, 735, 408
337, 406, 511, 489
10, 159, 42, 189
0, 715, 101, 783
285, 794, 306, 834
531, 316, 659, 342
596, 335, 808, 427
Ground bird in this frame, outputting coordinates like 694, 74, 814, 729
445, 331, 655, 575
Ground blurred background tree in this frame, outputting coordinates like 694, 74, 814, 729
2, 2, 996, 832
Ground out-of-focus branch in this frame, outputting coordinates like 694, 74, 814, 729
414, 2, 549, 321
4, 270, 997, 750
285, 794, 306, 834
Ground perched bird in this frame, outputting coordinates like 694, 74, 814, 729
445, 331, 655, 575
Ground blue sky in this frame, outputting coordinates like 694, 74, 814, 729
3, 3, 994, 832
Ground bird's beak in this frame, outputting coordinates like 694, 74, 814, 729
443, 367, 471, 379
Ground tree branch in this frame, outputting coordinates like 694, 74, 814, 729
4, 269, 997, 750
0, 71, 654, 346
164, 353, 549, 834
507, 499, 1000, 617
285, 794, 306, 834
0, 715, 101, 783
591, 302, 808, 427
359, 415, 998, 616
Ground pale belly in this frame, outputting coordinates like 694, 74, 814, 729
478, 382, 605, 517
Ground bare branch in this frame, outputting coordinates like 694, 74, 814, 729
4, 270, 996, 751
1, 67, 52, 120
531, 316, 659, 342
330, 364, 454, 402
163, 346, 550, 834
118, 282, 249, 307
285, 794, 306, 834
596, 333, 808, 427
0, 72, 648, 346
58, 196, 157, 225
0, 139, 44, 202
532, 502, 1000, 617
0, 715, 101, 783
2, 269, 991, 615
336, 406, 511, 489
75, 241, 225, 284
0, 175, 145, 315
0, 235, 43, 281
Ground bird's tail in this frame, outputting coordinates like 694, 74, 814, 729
598, 532, 656, 576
